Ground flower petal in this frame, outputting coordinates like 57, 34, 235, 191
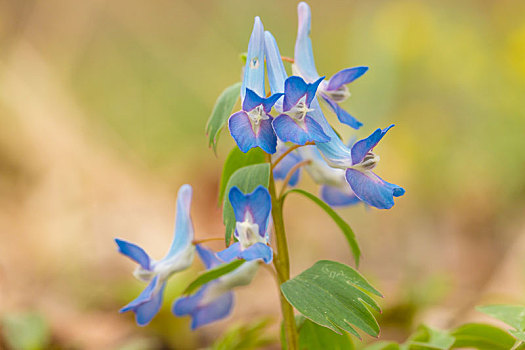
256, 118, 277, 154
322, 96, 363, 130
282, 76, 323, 111
239, 242, 273, 264
229, 112, 277, 154
294, 2, 321, 82
264, 31, 287, 95
115, 238, 151, 271
242, 88, 283, 113
172, 285, 207, 316
216, 242, 242, 263
241, 17, 265, 100
120, 275, 159, 313
228, 186, 271, 236
134, 281, 166, 326
196, 244, 224, 269
190, 291, 234, 329
345, 169, 404, 209
351, 125, 394, 165
165, 184, 194, 259
306, 100, 354, 168
273, 114, 330, 145
273, 149, 302, 186
321, 185, 361, 207
326, 66, 368, 91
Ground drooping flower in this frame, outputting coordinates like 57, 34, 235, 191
265, 29, 404, 209
115, 184, 195, 326
217, 186, 273, 264
294, 1, 366, 130
173, 245, 259, 329
228, 17, 283, 154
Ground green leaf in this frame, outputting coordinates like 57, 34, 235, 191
298, 318, 355, 350
213, 318, 275, 350
1, 312, 50, 350
407, 325, 455, 350
476, 305, 525, 331
219, 147, 266, 204
183, 259, 244, 295
223, 163, 270, 245
205, 82, 241, 153
451, 323, 515, 349
280, 260, 382, 339
282, 189, 361, 266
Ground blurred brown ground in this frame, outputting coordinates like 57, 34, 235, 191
1, 0, 525, 349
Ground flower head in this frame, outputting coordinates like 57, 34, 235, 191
173, 245, 259, 329
344, 125, 405, 209
115, 184, 195, 326
217, 186, 273, 264
228, 17, 283, 154
265, 20, 404, 210
294, 2, 366, 129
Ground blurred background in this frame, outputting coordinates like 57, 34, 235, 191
1, 0, 525, 348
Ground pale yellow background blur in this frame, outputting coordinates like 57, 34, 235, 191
1, 0, 525, 348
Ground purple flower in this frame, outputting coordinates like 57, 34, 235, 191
294, 2, 366, 130
228, 17, 283, 154
217, 186, 273, 264
173, 245, 259, 329
115, 185, 195, 326
265, 27, 404, 209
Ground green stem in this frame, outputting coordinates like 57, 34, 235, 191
511, 340, 523, 350
268, 163, 299, 350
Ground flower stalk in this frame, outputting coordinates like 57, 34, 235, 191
268, 154, 299, 350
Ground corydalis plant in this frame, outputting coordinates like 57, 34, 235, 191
117, 2, 405, 349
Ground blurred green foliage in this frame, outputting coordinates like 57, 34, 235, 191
1, 312, 50, 350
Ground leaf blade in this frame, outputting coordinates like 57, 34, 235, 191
183, 259, 245, 295
281, 260, 381, 339
451, 323, 515, 349
219, 147, 266, 204
206, 82, 242, 153
476, 304, 525, 331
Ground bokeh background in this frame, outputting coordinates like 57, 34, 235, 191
1, 0, 525, 348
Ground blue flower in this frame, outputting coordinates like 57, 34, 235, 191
344, 125, 405, 209
294, 2, 366, 130
115, 184, 195, 326
217, 186, 273, 264
228, 17, 283, 154
265, 28, 404, 210
173, 245, 259, 329
272, 76, 331, 145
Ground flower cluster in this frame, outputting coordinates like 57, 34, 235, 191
115, 1, 404, 332
230, 2, 404, 210
115, 184, 272, 328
